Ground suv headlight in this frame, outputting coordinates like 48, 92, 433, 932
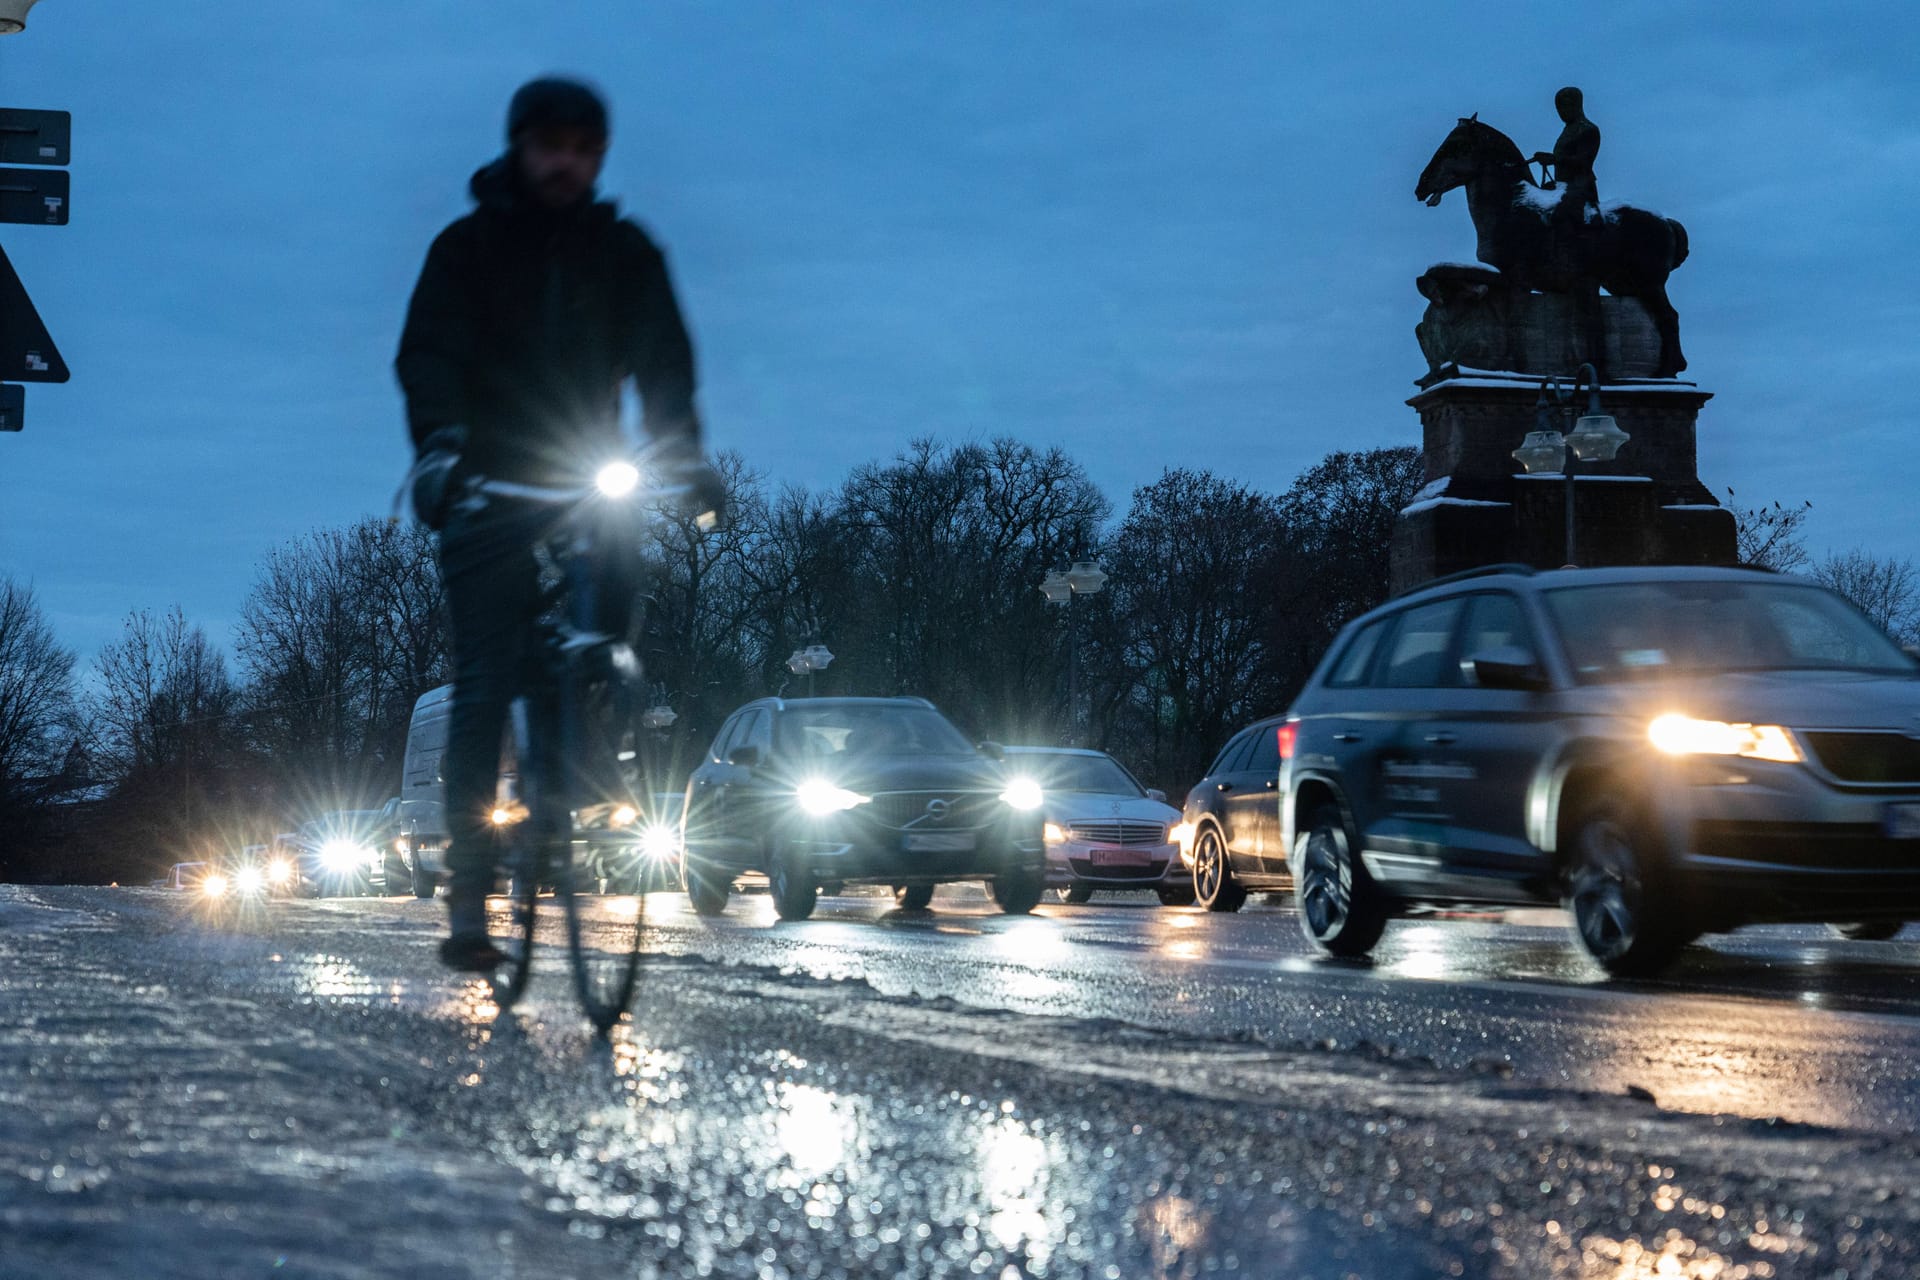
320, 838, 365, 871
797, 779, 869, 814
999, 777, 1044, 810
1649, 714, 1801, 764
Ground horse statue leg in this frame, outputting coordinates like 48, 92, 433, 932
1645, 281, 1686, 377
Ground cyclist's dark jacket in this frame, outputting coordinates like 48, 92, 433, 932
395, 156, 700, 485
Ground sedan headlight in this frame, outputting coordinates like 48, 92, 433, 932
797, 779, 870, 814
320, 838, 366, 872
999, 777, 1044, 810
234, 865, 266, 896
267, 857, 295, 886
202, 872, 229, 899
1648, 714, 1801, 764
1170, 821, 1195, 853
1043, 821, 1069, 845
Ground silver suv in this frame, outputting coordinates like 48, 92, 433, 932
1274, 564, 1920, 975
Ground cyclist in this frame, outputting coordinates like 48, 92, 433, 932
396, 76, 723, 971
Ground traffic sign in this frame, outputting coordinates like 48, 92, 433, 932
0, 243, 66, 382
0, 384, 21, 431
0, 108, 68, 166
0, 166, 65, 224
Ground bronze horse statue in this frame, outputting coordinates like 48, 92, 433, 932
1416, 115, 1691, 377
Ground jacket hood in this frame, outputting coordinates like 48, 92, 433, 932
468, 154, 617, 228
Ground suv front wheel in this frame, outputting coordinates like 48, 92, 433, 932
1294, 804, 1388, 958
1563, 793, 1693, 977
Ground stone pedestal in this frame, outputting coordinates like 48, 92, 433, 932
1388, 371, 1736, 595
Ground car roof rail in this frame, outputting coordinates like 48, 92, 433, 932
1393, 562, 1537, 598
1731, 561, 1779, 573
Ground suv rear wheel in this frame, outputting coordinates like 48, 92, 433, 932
1563, 793, 1693, 977
1192, 826, 1246, 912
1294, 804, 1388, 958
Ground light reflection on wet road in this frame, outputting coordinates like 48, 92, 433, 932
575, 887, 1920, 1135
8, 885, 1920, 1278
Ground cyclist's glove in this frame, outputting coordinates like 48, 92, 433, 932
409, 426, 468, 531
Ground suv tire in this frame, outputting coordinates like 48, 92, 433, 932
1192, 825, 1247, 912
682, 857, 731, 917
768, 844, 819, 921
1830, 921, 1902, 941
893, 884, 934, 911
990, 862, 1046, 915
1563, 793, 1693, 977
1294, 803, 1389, 958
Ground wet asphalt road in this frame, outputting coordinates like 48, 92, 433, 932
6, 884, 1920, 1278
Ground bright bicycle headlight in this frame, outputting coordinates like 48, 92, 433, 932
595, 461, 641, 498
639, 823, 680, 861
1648, 714, 1801, 764
796, 779, 870, 815
999, 777, 1044, 810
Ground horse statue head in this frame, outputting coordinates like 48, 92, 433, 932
1415, 114, 1527, 205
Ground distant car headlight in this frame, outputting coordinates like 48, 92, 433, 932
234, 865, 265, 895
320, 839, 366, 872
611, 804, 639, 828
596, 460, 640, 498
267, 857, 295, 886
999, 777, 1044, 810
1648, 714, 1801, 764
797, 779, 870, 815
1043, 821, 1069, 845
639, 823, 680, 861
202, 872, 230, 899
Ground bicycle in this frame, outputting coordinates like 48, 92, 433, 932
462, 453, 706, 1035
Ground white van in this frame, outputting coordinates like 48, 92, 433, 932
397, 684, 453, 898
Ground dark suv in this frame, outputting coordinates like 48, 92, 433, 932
679, 696, 1048, 920
1180, 715, 1292, 911
1279, 564, 1920, 975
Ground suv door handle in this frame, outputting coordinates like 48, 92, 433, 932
1424, 732, 1458, 746
1216, 782, 1233, 792
1332, 732, 1363, 744
1263, 779, 1277, 790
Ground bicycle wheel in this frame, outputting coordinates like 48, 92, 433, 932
557, 666, 648, 1034
489, 699, 543, 1010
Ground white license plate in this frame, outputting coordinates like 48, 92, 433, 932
1088, 847, 1151, 868
905, 832, 975, 853
1885, 803, 1920, 839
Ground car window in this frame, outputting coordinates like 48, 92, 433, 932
1327, 617, 1393, 688
1544, 580, 1915, 683
1243, 723, 1282, 773
1208, 731, 1254, 777
1456, 593, 1537, 684
709, 714, 744, 763
1378, 598, 1466, 688
1012, 751, 1146, 796
773, 703, 976, 759
739, 710, 772, 755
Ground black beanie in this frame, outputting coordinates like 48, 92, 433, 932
507, 77, 610, 142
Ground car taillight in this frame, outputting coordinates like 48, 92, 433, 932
1276, 722, 1298, 761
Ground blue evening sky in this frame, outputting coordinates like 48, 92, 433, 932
0, 2, 1915, 659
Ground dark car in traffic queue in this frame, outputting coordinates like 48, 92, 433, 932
1276, 563, 1920, 976
1180, 715, 1295, 911
679, 696, 1048, 920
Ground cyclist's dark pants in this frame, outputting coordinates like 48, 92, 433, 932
440, 503, 545, 904
438, 500, 644, 905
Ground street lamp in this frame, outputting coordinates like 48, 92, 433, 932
0, 2, 42, 35
786, 642, 834, 698
641, 699, 678, 731
1511, 363, 1629, 566
1041, 559, 1108, 745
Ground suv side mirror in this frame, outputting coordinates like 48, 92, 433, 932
976, 741, 1006, 762
1147, 788, 1168, 804
1468, 646, 1550, 692
727, 744, 762, 768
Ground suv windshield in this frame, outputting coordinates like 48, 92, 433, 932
775, 704, 975, 759
1012, 751, 1145, 797
1544, 579, 1916, 683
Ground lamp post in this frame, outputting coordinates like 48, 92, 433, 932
1511, 363, 1630, 566
1041, 559, 1108, 745
0, 2, 43, 35
786, 642, 835, 698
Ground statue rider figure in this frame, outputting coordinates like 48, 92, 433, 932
1532, 86, 1600, 261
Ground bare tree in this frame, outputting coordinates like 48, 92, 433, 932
90, 607, 238, 781
1728, 488, 1813, 573
1814, 549, 1920, 644
0, 577, 79, 838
